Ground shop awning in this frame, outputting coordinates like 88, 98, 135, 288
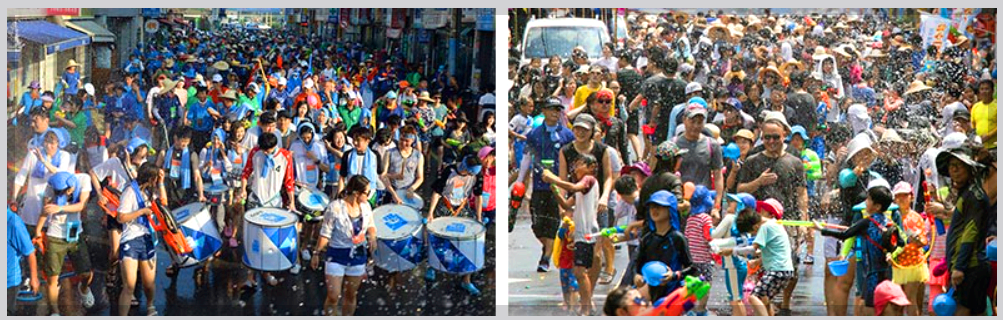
7, 20, 91, 55
65, 19, 116, 43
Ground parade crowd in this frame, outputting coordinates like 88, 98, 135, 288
8, 23, 496, 316
508, 9, 996, 316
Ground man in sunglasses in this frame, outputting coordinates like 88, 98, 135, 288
573, 66, 606, 111
735, 112, 810, 316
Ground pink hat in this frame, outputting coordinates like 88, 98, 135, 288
477, 146, 495, 160
620, 162, 652, 177
891, 182, 913, 196
874, 281, 911, 316
756, 199, 784, 220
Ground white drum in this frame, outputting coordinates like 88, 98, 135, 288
205, 184, 229, 206
397, 189, 425, 211
373, 205, 424, 272
296, 187, 329, 222
427, 217, 485, 274
242, 208, 299, 271
171, 203, 223, 268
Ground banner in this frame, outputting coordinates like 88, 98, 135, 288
949, 8, 979, 38
920, 15, 950, 52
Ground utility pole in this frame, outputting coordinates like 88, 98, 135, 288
448, 8, 460, 77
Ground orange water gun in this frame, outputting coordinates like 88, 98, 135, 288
98, 187, 122, 218
146, 193, 192, 255
641, 275, 711, 316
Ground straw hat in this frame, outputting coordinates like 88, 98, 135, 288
418, 91, 435, 103
212, 61, 230, 71
780, 59, 805, 74
753, 46, 770, 60
724, 69, 747, 83
759, 63, 783, 81
219, 89, 238, 101
833, 22, 849, 30
904, 80, 932, 96
707, 22, 730, 40
673, 11, 690, 24
868, 49, 888, 59
164, 58, 175, 69
65, 59, 81, 69
812, 46, 832, 61
185, 56, 197, 63
833, 44, 859, 58
728, 24, 745, 39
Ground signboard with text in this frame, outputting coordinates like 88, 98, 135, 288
46, 8, 80, 16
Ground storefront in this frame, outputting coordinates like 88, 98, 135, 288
8, 19, 91, 105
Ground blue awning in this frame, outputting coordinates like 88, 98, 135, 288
7, 20, 91, 55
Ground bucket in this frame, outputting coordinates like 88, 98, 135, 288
642, 261, 669, 287
988, 239, 997, 262
933, 288, 957, 316
828, 260, 849, 277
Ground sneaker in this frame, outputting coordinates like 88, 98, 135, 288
290, 263, 301, 275
79, 283, 95, 309
147, 306, 158, 316
302, 249, 312, 262
425, 268, 436, 282
537, 259, 550, 273
461, 282, 481, 296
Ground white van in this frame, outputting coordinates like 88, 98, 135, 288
519, 18, 611, 66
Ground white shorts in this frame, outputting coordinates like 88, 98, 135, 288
325, 261, 366, 277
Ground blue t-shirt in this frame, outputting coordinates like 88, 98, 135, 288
525, 123, 575, 190
19, 92, 43, 115
187, 99, 216, 132
8, 209, 35, 288
63, 71, 81, 95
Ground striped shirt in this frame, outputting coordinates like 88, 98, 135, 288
685, 213, 714, 263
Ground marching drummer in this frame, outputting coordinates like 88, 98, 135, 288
311, 175, 377, 316
426, 153, 483, 295
339, 126, 383, 205
36, 172, 96, 315
200, 128, 233, 189
156, 125, 206, 278
239, 132, 298, 286
115, 163, 166, 316
382, 125, 425, 206
290, 121, 330, 265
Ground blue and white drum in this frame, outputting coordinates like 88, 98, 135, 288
242, 208, 299, 271
373, 205, 424, 272
205, 184, 229, 206
427, 217, 485, 274
296, 187, 329, 222
171, 203, 223, 268
397, 189, 424, 211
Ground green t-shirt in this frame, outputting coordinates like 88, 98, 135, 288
754, 220, 795, 272
338, 104, 362, 131
431, 103, 449, 137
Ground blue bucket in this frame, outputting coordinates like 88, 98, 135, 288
989, 239, 997, 262
933, 288, 957, 316
642, 261, 668, 287
828, 260, 849, 277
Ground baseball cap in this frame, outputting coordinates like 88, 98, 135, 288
573, 114, 597, 131
756, 199, 784, 220
891, 182, 913, 196
48, 171, 76, 192
304, 79, 315, 90
723, 97, 743, 111
620, 162, 652, 177
686, 104, 708, 119
478, 146, 495, 160
874, 281, 911, 316
278, 77, 288, 86
789, 125, 809, 142
212, 74, 223, 82
647, 190, 678, 209
726, 193, 757, 213
541, 98, 564, 110
596, 89, 614, 101
685, 82, 703, 95
734, 129, 756, 143
952, 107, 971, 121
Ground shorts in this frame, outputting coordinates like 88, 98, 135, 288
892, 263, 929, 285
954, 264, 990, 315
752, 270, 794, 300
325, 261, 366, 277
598, 208, 615, 229
724, 266, 748, 302
43, 237, 92, 277
574, 242, 595, 268
105, 214, 123, 231
692, 262, 715, 283
530, 190, 561, 240
560, 269, 580, 293
119, 236, 157, 261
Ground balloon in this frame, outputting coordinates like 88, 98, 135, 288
307, 94, 318, 106
683, 182, 696, 201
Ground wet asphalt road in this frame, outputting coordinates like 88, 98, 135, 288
10, 202, 495, 316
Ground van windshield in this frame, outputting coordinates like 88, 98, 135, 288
523, 26, 606, 60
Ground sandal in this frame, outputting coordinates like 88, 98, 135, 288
147, 305, 158, 316
265, 274, 278, 286
194, 269, 205, 287
229, 237, 239, 248
165, 265, 177, 278
598, 269, 616, 285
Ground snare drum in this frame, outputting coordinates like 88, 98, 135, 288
397, 189, 425, 211
205, 184, 229, 206
242, 208, 299, 271
296, 188, 329, 222
427, 217, 485, 274
373, 205, 424, 272
171, 203, 224, 268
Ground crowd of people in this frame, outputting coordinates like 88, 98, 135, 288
508, 9, 996, 316
8, 23, 496, 316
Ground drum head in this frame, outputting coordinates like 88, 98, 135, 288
206, 184, 229, 194
173, 202, 206, 223
297, 189, 329, 211
427, 217, 485, 241
244, 208, 298, 227
373, 205, 422, 240
398, 189, 424, 210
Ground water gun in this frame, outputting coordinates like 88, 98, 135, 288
147, 196, 193, 255
802, 149, 822, 181
923, 179, 946, 235
641, 275, 711, 316
584, 225, 627, 242
97, 187, 122, 218
777, 220, 848, 230
552, 217, 575, 266
709, 234, 755, 254
540, 159, 555, 169
434, 119, 446, 129
683, 182, 695, 201
445, 138, 463, 147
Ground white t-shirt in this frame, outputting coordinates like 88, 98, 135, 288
242, 126, 284, 151
92, 157, 145, 193
478, 93, 496, 106
319, 199, 375, 249
613, 200, 639, 246
44, 173, 93, 239
15, 150, 74, 225
573, 176, 600, 243
289, 139, 329, 187
509, 114, 533, 137
117, 183, 153, 243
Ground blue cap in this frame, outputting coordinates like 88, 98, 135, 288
724, 97, 743, 111
789, 125, 809, 142
726, 193, 757, 213
723, 142, 741, 160
687, 97, 708, 109
212, 128, 228, 143
48, 172, 76, 191
126, 137, 149, 155
647, 190, 678, 209
385, 91, 398, 100
690, 185, 717, 214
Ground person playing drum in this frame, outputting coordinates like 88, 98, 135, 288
311, 175, 377, 316
382, 125, 425, 207
426, 154, 483, 295
238, 132, 297, 286
290, 121, 330, 266
115, 163, 166, 316
339, 126, 382, 206
156, 125, 206, 278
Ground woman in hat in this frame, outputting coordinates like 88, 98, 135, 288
61, 60, 83, 97
19, 81, 44, 117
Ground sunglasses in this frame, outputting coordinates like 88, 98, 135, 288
590, 72, 603, 75
598, 99, 613, 104
609, 86, 621, 90
763, 134, 783, 141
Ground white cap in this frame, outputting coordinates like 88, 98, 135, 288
247, 83, 260, 93
278, 77, 288, 86
685, 82, 703, 95
212, 74, 223, 82
304, 79, 314, 90
942, 132, 968, 150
